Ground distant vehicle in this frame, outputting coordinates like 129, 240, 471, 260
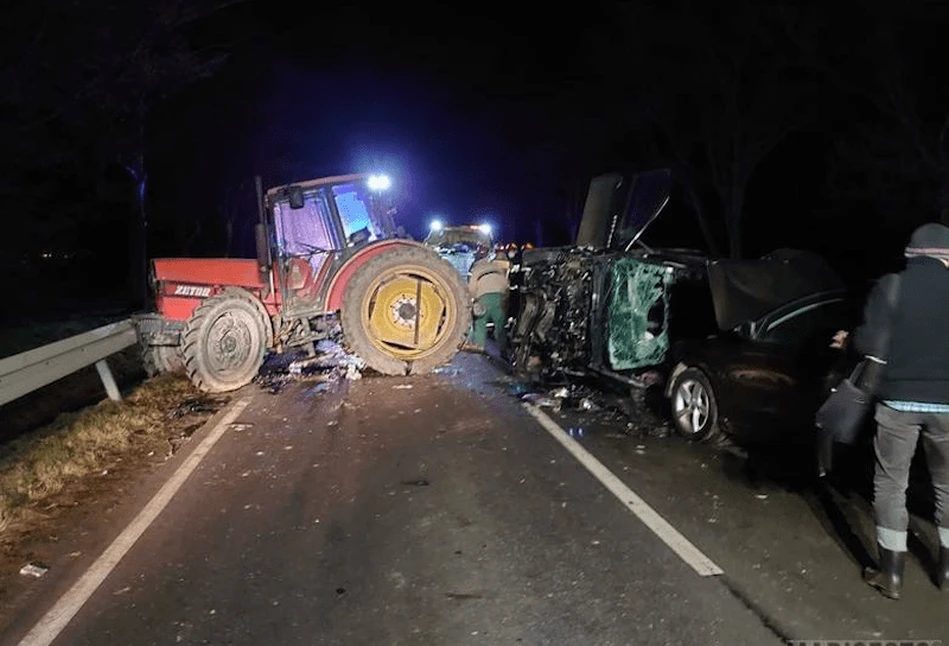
135, 173, 470, 392
510, 169, 853, 443
423, 223, 494, 278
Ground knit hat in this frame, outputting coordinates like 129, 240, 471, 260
904, 223, 949, 259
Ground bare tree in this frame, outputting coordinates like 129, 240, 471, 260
589, 1, 824, 257
0, 0, 239, 305
786, 3, 949, 226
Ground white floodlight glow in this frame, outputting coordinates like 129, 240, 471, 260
367, 174, 392, 190
430, 219, 444, 231
479, 223, 493, 236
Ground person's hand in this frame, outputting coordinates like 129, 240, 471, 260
830, 330, 849, 349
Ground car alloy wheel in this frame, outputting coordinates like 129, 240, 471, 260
670, 367, 719, 441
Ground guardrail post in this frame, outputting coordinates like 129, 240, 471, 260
94, 360, 122, 402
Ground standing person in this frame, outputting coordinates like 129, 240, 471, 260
463, 247, 510, 353
849, 223, 949, 599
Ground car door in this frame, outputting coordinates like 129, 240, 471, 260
723, 295, 852, 441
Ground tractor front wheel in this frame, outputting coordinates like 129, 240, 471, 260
341, 247, 471, 375
180, 291, 270, 392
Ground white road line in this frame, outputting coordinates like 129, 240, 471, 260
18, 397, 253, 646
523, 403, 723, 577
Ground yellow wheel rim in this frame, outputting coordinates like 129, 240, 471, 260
361, 265, 457, 360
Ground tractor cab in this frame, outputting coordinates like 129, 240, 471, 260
262, 173, 399, 315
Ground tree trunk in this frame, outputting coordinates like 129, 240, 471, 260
726, 161, 747, 259
684, 182, 721, 256
937, 176, 949, 226
124, 156, 148, 310
225, 219, 234, 258
726, 190, 745, 259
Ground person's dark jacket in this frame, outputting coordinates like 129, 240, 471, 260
854, 257, 949, 404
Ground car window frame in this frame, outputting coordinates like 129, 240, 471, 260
751, 291, 849, 343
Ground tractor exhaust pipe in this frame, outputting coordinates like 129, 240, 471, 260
254, 176, 271, 273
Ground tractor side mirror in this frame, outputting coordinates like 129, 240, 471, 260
348, 227, 371, 247
255, 223, 271, 270
288, 185, 305, 209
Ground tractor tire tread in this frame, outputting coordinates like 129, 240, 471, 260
180, 289, 269, 393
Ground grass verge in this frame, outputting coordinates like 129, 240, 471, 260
0, 374, 227, 532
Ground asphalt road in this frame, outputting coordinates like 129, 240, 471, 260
4, 353, 948, 644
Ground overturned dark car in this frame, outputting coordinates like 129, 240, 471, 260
511, 169, 858, 443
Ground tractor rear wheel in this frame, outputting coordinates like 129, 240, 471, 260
180, 291, 270, 392
142, 345, 184, 377
341, 246, 471, 375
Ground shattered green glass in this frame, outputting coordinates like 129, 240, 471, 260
607, 258, 670, 370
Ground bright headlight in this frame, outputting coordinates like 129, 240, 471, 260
367, 174, 392, 191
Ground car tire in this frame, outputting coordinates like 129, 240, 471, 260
670, 367, 720, 442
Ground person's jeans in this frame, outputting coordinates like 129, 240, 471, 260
873, 403, 949, 550
469, 293, 506, 348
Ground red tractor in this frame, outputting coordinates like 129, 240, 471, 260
134, 173, 471, 392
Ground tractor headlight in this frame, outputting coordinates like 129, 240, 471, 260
367, 174, 391, 191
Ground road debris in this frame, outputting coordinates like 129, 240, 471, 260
578, 397, 599, 411
521, 393, 561, 409
256, 340, 366, 393
20, 563, 49, 578
392, 384, 414, 390
400, 478, 430, 487
306, 382, 332, 395
167, 396, 226, 419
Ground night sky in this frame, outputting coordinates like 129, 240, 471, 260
148, 3, 606, 255
4, 1, 949, 322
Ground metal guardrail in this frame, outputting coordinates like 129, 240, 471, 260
0, 319, 137, 406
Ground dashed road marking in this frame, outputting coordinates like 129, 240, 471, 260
18, 397, 253, 646
524, 403, 723, 577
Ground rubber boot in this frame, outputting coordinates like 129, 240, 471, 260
863, 546, 905, 599
937, 547, 949, 590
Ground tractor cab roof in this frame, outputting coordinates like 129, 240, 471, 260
266, 173, 370, 200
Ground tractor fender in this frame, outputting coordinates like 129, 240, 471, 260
323, 239, 437, 312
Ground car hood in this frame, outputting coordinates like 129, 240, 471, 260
708, 249, 845, 331
575, 169, 672, 249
